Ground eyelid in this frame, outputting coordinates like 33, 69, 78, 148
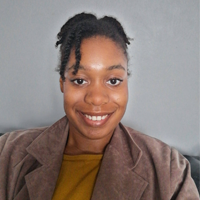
106, 78, 123, 86
70, 78, 88, 85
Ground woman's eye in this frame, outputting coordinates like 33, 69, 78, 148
71, 79, 87, 85
107, 78, 123, 86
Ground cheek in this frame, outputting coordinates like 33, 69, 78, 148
63, 85, 83, 108
111, 85, 128, 108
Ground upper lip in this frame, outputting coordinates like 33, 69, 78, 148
79, 111, 114, 116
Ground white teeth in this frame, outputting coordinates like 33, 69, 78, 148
92, 116, 96, 120
84, 114, 108, 121
102, 115, 106, 119
97, 116, 101, 121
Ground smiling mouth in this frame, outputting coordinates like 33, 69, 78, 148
78, 111, 113, 126
84, 114, 108, 121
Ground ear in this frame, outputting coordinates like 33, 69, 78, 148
59, 77, 64, 93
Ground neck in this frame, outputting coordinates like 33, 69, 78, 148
64, 129, 113, 155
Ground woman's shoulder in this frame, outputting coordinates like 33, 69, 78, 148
121, 124, 188, 167
0, 126, 48, 154
122, 124, 172, 153
0, 116, 68, 153
117, 125, 199, 198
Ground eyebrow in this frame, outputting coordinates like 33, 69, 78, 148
67, 64, 85, 71
67, 64, 125, 71
107, 64, 125, 71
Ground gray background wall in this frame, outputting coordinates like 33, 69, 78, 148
0, 0, 199, 156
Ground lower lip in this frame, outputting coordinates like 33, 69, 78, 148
78, 112, 112, 127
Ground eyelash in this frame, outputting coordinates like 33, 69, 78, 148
70, 78, 123, 86
106, 78, 123, 86
70, 79, 87, 85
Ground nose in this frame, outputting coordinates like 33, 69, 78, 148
84, 85, 109, 106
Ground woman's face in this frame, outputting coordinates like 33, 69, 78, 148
60, 36, 128, 142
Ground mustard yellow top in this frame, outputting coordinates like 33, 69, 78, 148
52, 154, 103, 200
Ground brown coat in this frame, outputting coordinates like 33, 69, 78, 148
0, 116, 199, 200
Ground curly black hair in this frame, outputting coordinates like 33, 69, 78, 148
56, 12, 131, 81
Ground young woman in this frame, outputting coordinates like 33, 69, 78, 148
0, 13, 199, 200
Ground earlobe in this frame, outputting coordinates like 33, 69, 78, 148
59, 77, 64, 93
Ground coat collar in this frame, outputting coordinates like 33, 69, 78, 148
25, 117, 148, 200
26, 116, 69, 166
91, 123, 148, 200
25, 116, 69, 200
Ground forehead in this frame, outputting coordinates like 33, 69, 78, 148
67, 36, 127, 72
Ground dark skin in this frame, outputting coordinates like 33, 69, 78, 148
60, 36, 128, 155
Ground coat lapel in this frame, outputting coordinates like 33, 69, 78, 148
23, 117, 148, 200
25, 117, 69, 200
91, 124, 148, 200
